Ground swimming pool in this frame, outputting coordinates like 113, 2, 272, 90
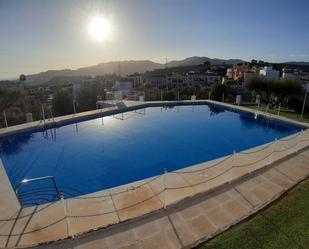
0, 104, 302, 206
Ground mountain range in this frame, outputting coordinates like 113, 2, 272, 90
25, 56, 245, 85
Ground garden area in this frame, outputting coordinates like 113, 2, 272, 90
198, 179, 309, 249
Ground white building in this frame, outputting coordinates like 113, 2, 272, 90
259, 66, 279, 79
226, 68, 233, 79
114, 81, 134, 98
282, 68, 299, 79
144, 75, 167, 88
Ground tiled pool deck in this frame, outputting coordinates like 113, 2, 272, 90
0, 100, 309, 248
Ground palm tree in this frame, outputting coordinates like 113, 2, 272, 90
19, 74, 26, 89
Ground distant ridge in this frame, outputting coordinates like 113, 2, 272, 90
283, 61, 309, 66
24, 56, 245, 85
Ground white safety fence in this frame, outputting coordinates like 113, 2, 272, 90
1, 129, 308, 238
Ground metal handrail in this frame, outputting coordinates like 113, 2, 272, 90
15, 176, 60, 207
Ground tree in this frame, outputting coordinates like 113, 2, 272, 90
203, 61, 211, 70
19, 74, 26, 88
77, 83, 103, 112
52, 90, 73, 116
163, 91, 176, 100
0, 86, 23, 113
245, 76, 303, 108
272, 78, 302, 106
210, 83, 230, 101
251, 59, 257, 66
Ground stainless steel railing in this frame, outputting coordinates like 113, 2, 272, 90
15, 176, 60, 207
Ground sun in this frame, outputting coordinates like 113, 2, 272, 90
88, 16, 111, 42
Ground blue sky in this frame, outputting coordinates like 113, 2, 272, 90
1, 0, 309, 79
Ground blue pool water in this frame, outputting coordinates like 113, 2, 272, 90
0, 104, 302, 206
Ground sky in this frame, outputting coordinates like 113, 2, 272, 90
1, 0, 309, 79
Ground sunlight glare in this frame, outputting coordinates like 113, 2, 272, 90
88, 15, 111, 42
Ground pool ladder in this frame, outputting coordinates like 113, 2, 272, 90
15, 176, 61, 207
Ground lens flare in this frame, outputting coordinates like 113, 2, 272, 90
88, 16, 111, 42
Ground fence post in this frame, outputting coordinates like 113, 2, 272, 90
177, 91, 180, 101
230, 150, 236, 182
161, 90, 163, 102
41, 104, 45, 125
72, 99, 76, 116
3, 110, 8, 127
222, 92, 225, 102
164, 168, 167, 209
300, 87, 308, 120
232, 150, 236, 164
270, 138, 277, 164
60, 193, 74, 238
50, 107, 55, 122
277, 103, 281, 116
297, 130, 303, 152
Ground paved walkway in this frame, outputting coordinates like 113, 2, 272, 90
27, 148, 309, 249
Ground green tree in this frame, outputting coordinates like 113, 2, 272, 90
163, 91, 176, 100
210, 83, 230, 101
52, 90, 73, 116
272, 78, 302, 107
19, 74, 26, 88
246, 76, 303, 108
0, 86, 23, 113
77, 83, 103, 112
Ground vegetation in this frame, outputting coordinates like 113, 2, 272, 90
248, 104, 309, 123
210, 83, 230, 101
0, 86, 23, 113
245, 76, 303, 111
198, 179, 309, 249
163, 91, 176, 100
76, 83, 105, 111
52, 89, 74, 116
19, 74, 26, 88
0, 85, 43, 127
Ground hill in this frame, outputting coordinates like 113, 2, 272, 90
21, 56, 245, 85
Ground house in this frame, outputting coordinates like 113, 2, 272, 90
144, 74, 167, 88
259, 66, 279, 79
183, 71, 206, 87
167, 72, 185, 88
114, 80, 134, 97
226, 68, 233, 79
205, 72, 221, 85
127, 73, 143, 88
229, 64, 253, 81
282, 68, 299, 79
